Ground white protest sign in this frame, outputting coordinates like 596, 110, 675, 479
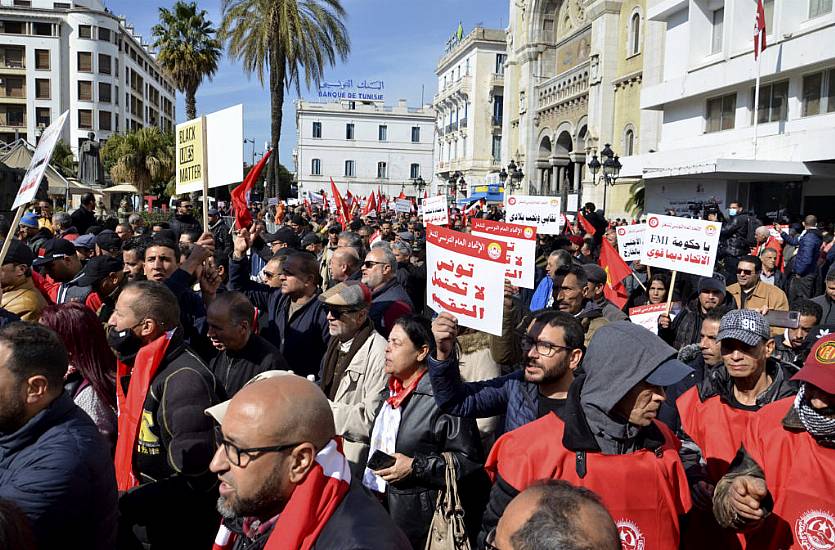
421, 195, 449, 226
426, 225, 509, 336
471, 218, 537, 289
616, 224, 646, 262
13, 110, 68, 209
628, 303, 668, 335
176, 104, 244, 194
505, 195, 562, 234
567, 193, 579, 212
640, 214, 721, 277
395, 199, 412, 213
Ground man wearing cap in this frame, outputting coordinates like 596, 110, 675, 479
675, 309, 798, 547
206, 374, 410, 550
73, 233, 96, 262
318, 281, 388, 477
480, 322, 693, 548
263, 226, 301, 253
207, 291, 289, 401
74, 255, 127, 322
95, 229, 123, 258
208, 208, 231, 261
712, 334, 835, 549
0, 239, 46, 321
659, 275, 735, 350
582, 263, 629, 322
35, 238, 102, 311
18, 212, 51, 254
169, 198, 202, 241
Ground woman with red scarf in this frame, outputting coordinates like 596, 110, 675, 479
363, 315, 489, 549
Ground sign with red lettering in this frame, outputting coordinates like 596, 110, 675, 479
421, 195, 449, 226
426, 225, 509, 336
13, 110, 68, 210
640, 214, 720, 277
471, 218, 537, 289
628, 303, 669, 335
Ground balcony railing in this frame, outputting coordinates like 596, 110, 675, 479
433, 75, 473, 105
0, 57, 24, 69
0, 112, 25, 127
459, 118, 467, 128
490, 73, 504, 87
492, 115, 503, 126
537, 61, 590, 113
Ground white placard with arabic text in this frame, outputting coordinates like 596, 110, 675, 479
616, 224, 646, 262
426, 225, 509, 336
504, 195, 562, 234
640, 214, 721, 277
470, 218, 537, 289
421, 195, 449, 226
628, 303, 668, 335
395, 199, 412, 213
13, 110, 68, 209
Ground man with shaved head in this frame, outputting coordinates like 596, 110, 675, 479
328, 246, 361, 287
207, 374, 409, 549
490, 480, 620, 550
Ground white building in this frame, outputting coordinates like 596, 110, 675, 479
0, 0, 176, 153
433, 27, 506, 198
295, 98, 435, 199
630, 0, 835, 219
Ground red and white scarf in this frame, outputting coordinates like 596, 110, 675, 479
114, 330, 174, 491
213, 439, 351, 550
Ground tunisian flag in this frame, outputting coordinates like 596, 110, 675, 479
754, 0, 767, 60
578, 212, 596, 236
213, 439, 351, 550
330, 178, 350, 225
231, 148, 272, 229
598, 239, 631, 309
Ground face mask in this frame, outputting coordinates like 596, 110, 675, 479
728, 208, 738, 216
106, 323, 143, 358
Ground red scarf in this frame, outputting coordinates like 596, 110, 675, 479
386, 369, 427, 409
213, 439, 351, 550
113, 331, 173, 491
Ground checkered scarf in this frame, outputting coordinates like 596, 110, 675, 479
795, 384, 835, 441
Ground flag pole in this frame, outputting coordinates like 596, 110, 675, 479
753, 52, 762, 160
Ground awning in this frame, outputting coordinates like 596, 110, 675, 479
102, 183, 140, 193
620, 153, 822, 182
456, 191, 504, 206
0, 140, 74, 196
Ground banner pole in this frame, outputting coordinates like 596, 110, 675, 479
0, 205, 28, 265
665, 270, 678, 316
201, 114, 209, 231
631, 272, 647, 292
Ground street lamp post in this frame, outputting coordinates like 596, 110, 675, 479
500, 160, 524, 196
586, 143, 621, 215
412, 176, 426, 196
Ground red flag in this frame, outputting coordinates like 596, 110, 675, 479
754, 0, 767, 60
230, 149, 272, 230
598, 239, 631, 309
578, 212, 596, 236
362, 193, 377, 216
398, 190, 407, 200
330, 178, 349, 225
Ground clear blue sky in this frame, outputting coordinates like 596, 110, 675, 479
107, 0, 508, 171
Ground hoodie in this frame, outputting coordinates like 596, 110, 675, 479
574, 321, 678, 454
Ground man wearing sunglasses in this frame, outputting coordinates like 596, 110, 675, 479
727, 255, 788, 317
360, 246, 413, 338
206, 373, 410, 550
169, 198, 203, 242
318, 281, 388, 477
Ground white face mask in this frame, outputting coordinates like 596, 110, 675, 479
728, 208, 738, 216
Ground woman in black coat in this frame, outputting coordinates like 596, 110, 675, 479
363, 315, 489, 549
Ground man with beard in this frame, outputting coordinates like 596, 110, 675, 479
772, 299, 822, 368
108, 281, 219, 549
206, 374, 410, 550
74, 255, 127, 322
318, 281, 388, 477
429, 310, 584, 433
0, 323, 117, 549
122, 236, 151, 282
169, 198, 202, 241
34, 238, 102, 312
659, 276, 735, 350
207, 291, 289, 401
712, 334, 835, 549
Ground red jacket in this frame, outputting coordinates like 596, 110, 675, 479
739, 398, 835, 550
486, 412, 691, 550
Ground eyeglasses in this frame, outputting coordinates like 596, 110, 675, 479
263, 270, 279, 280
214, 427, 302, 468
484, 528, 500, 550
737, 268, 754, 275
520, 336, 572, 357
363, 260, 386, 269
325, 306, 362, 319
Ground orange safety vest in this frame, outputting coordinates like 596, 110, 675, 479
739, 398, 835, 550
486, 412, 691, 550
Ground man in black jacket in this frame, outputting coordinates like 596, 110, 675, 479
207, 291, 289, 400
70, 192, 97, 235
208, 208, 232, 260
360, 245, 413, 337
206, 373, 410, 550
108, 281, 219, 549
659, 276, 735, 349
720, 201, 757, 285
0, 323, 117, 550
169, 198, 203, 241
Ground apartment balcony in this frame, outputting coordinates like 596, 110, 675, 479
490, 72, 504, 87
459, 118, 467, 129
0, 110, 26, 128
0, 47, 25, 73
537, 61, 590, 114
492, 115, 503, 127
432, 75, 473, 105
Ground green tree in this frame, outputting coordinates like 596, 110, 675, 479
624, 180, 645, 217
50, 140, 77, 178
152, 1, 222, 121
220, 0, 350, 199
101, 127, 175, 206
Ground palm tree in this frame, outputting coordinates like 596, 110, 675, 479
220, 0, 350, 198
50, 140, 77, 178
624, 180, 645, 217
152, 1, 222, 121
101, 127, 175, 207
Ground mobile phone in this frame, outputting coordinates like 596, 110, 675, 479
367, 450, 396, 471
765, 310, 800, 329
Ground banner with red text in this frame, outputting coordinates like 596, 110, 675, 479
470, 218, 537, 289
640, 214, 720, 277
426, 225, 509, 336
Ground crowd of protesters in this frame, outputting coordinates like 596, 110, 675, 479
0, 191, 832, 550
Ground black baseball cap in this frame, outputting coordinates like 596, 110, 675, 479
264, 227, 301, 249
75, 255, 124, 287
33, 238, 77, 266
95, 230, 122, 253
1, 239, 34, 266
